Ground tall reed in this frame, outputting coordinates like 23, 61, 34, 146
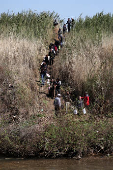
0, 10, 59, 45
53, 12, 113, 114
0, 10, 59, 116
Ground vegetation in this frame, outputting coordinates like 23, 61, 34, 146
0, 11, 113, 158
53, 12, 113, 116
0, 10, 60, 44
0, 114, 112, 158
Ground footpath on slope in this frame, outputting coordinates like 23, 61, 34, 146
35, 24, 65, 131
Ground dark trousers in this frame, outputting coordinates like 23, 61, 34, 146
55, 88, 60, 96
55, 106, 60, 116
50, 58, 53, 65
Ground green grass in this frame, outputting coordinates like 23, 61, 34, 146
0, 10, 60, 45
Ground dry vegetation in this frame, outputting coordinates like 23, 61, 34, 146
0, 35, 47, 114
53, 32, 113, 115
0, 11, 113, 158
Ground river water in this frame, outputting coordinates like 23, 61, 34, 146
0, 156, 113, 170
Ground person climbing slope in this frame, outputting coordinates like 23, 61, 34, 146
66, 18, 71, 32
81, 92, 90, 107
63, 24, 67, 34
55, 78, 61, 96
54, 94, 61, 116
40, 62, 47, 85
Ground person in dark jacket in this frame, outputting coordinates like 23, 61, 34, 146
66, 18, 71, 32
40, 62, 47, 85
54, 39, 60, 49
49, 49, 55, 65
71, 18, 75, 29
53, 19, 58, 26
55, 78, 61, 96
63, 24, 67, 34
58, 28, 62, 39
44, 54, 49, 65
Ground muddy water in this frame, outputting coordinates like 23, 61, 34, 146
0, 157, 113, 170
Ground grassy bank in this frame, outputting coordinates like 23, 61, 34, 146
0, 11, 113, 158
0, 114, 112, 158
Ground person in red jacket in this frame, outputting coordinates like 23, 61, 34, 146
81, 92, 90, 107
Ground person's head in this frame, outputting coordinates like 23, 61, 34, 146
57, 94, 61, 97
79, 96, 82, 100
43, 62, 46, 65
66, 91, 69, 95
85, 92, 88, 95
56, 78, 59, 82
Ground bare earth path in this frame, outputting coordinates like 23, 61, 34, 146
34, 25, 62, 130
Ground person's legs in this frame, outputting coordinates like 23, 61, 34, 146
41, 74, 44, 85
55, 107, 57, 116
52, 58, 53, 65
55, 88, 60, 96
58, 88, 60, 94
41, 73, 46, 85
68, 26, 70, 32
51, 87, 54, 99
55, 106, 59, 116
55, 89, 58, 96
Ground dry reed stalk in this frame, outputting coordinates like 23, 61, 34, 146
0, 35, 46, 83
53, 35, 113, 94
0, 35, 47, 115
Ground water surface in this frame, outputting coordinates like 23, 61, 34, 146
0, 156, 113, 170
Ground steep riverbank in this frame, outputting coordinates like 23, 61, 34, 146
0, 11, 113, 159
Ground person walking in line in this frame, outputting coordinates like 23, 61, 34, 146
44, 54, 49, 65
71, 18, 75, 29
53, 19, 58, 26
55, 78, 61, 96
81, 92, 90, 107
48, 79, 56, 99
77, 96, 84, 115
54, 94, 61, 116
59, 34, 63, 48
54, 39, 60, 50
63, 24, 67, 34
49, 48, 54, 65
77, 96, 84, 110
58, 28, 62, 39
66, 18, 71, 32
54, 44, 58, 55
77, 96, 87, 115
40, 62, 47, 85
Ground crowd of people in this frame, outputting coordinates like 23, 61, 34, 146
40, 37, 63, 86
40, 18, 90, 116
